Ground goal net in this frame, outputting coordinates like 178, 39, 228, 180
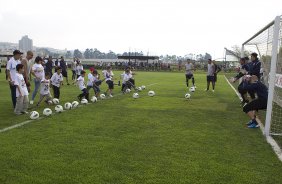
242, 16, 282, 136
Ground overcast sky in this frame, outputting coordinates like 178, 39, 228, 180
0, 0, 281, 59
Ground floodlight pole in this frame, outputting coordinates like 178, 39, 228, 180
265, 16, 281, 136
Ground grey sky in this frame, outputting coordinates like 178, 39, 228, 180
0, 0, 281, 59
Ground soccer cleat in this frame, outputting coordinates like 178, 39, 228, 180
30, 100, 34, 105
212, 90, 215, 92
109, 94, 113, 98
246, 120, 253, 126
21, 111, 29, 114
77, 96, 82, 102
205, 89, 209, 91
247, 122, 259, 128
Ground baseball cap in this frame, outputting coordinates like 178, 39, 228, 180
13, 50, 23, 55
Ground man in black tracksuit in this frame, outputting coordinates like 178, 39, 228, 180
233, 58, 250, 105
242, 75, 268, 128
247, 52, 261, 100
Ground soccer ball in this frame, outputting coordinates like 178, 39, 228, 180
100, 94, 106, 100
91, 96, 98, 103
189, 87, 195, 92
43, 108, 52, 116
133, 93, 139, 99
81, 99, 88, 104
52, 98, 59, 104
55, 105, 64, 113
72, 101, 79, 108
30, 111, 39, 120
64, 102, 72, 110
47, 100, 53, 105
141, 85, 146, 90
185, 93, 191, 99
137, 87, 142, 91
125, 88, 131, 93
148, 90, 155, 97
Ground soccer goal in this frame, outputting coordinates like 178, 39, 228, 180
242, 16, 282, 136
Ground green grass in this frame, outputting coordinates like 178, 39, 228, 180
0, 71, 282, 184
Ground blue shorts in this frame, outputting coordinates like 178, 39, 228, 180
207, 76, 215, 82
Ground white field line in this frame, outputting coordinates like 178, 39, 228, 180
0, 83, 158, 134
224, 75, 282, 162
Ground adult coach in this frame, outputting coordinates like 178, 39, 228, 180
206, 59, 215, 92
21, 51, 34, 92
6, 50, 23, 108
58, 56, 70, 85
242, 75, 268, 128
184, 60, 195, 88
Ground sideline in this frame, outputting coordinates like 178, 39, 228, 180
224, 75, 282, 162
0, 83, 158, 134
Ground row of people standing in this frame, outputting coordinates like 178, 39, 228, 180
231, 52, 268, 128
6, 50, 65, 114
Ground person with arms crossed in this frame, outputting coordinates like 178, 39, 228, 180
20, 51, 33, 92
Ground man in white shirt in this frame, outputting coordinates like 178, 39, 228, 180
6, 50, 23, 108
206, 59, 215, 92
184, 60, 195, 88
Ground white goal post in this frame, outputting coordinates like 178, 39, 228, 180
242, 15, 282, 136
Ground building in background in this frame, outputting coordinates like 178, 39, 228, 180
19, 35, 33, 52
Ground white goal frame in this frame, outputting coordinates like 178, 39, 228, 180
242, 16, 282, 136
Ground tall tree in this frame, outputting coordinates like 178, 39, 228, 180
74, 49, 82, 58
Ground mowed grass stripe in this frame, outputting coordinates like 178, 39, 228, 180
0, 71, 282, 184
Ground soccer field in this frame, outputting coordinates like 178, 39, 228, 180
0, 71, 282, 184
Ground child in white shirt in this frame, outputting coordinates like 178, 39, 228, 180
14, 64, 29, 115
51, 66, 63, 99
36, 73, 52, 107
77, 70, 89, 101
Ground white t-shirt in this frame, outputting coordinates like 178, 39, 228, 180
185, 63, 193, 75
71, 61, 77, 70
14, 73, 28, 97
6, 57, 21, 82
77, 76, 86, 90
207, 64, 215, 76
51, 73, 63, 87
76, 65, 83, 75
87, 73, 94, 86
102, 70, 114, 81
40, 79, 51, 95
122, 73, 132, 84
32, 63, 45, 79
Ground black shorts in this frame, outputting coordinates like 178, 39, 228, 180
62, 70, 68, 77
207, 76, 215, 82
186, 74, 194, 79
243, 98, 267, 113
106, 80, 114, 89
